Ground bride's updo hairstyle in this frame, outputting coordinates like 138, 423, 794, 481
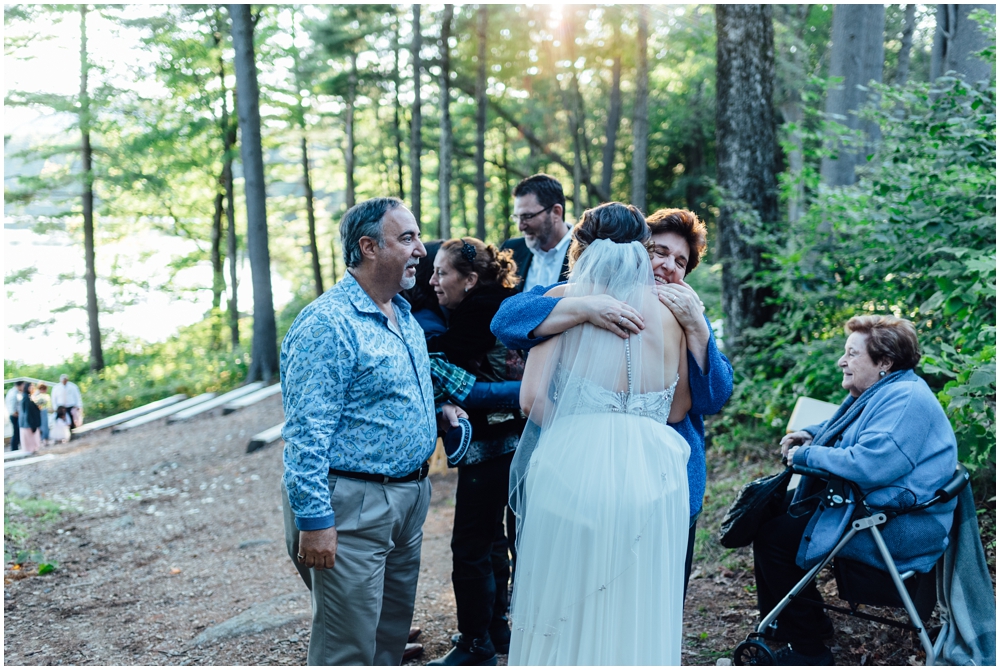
567, 202, 650, 270
439, 237, 521, 289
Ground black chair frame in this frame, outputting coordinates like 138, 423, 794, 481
734, 463, 969, 666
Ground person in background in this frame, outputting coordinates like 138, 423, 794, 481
18, 382, 42, 454
500, 174, 573, 293
33, 383, 52, 445
426, 238, 524, 667
6, 380, 24, 451
50, 407, 72, 444
52, 374, 84, 429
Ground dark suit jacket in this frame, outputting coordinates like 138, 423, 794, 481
501, 237, 571, 294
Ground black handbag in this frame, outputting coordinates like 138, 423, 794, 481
718, 467, 793, 549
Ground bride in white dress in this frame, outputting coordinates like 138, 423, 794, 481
508, 203, 692, 666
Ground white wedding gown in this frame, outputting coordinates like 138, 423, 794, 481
508, 239, 691, 666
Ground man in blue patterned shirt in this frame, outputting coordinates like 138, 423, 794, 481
281, 197, 465, 665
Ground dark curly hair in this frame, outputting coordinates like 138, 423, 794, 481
567, 202, 650, 269
439, 237, 521, 290
645, 208, 708, 275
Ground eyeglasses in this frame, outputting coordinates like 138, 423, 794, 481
509, 204, 554, 225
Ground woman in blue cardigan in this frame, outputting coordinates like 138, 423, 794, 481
491, 208, 734, 592
759, 315, 959, 666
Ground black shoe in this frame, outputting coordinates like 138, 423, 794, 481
430, 636, 497, 666
489, 617, 511, 655
773, 643, 833, 666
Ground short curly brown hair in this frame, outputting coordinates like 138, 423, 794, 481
645, 208, 708, 275
845, 315, 922, 371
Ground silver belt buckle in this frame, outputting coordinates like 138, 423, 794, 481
381, 474, 391, 484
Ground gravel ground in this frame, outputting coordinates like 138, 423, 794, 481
4, 398, 992, 666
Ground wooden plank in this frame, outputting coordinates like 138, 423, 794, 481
3, 453, 58, 469
112, 393, 216, 433
166, 383, 265, 423
72, 394, 188, 436
222, 383, 282, 415
247, 422, 285, 453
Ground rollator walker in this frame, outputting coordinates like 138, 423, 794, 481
734, 462, 970, 666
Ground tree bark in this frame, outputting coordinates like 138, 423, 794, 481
931, 4, 995, 83
602, 19, 623, 201
80, 4, 103, 371
561, 16, 584, 218
630, 5, 650, 213
781, 4, 809, 225
438, 4, 454, 239
345, 52, 357, 210
230, 4, 277, 383
410, 4, 422, 225
474, 5, 488, 240
211, 178, 224, 317
214, 9, 239, 349
895, 4, 917, 86
392, 20, 406, 200
715, 4, 780, 348
820, 4, 885, 187
302, 136, 323, 297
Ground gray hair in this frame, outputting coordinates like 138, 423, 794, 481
340, 197, 404, 269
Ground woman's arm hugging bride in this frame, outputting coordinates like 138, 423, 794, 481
508, 202, 692, 666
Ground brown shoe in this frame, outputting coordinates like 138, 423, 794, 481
408, 627, 422, 643
402, 643, 424, 663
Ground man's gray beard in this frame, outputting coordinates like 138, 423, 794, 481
524, 235, 540, 252
400, 274, 417, 290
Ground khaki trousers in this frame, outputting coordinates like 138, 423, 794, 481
282, 474, 432, 665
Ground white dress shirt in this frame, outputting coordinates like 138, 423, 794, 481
5, 386, 21, 415
52, 381, 83, 409
524, 226, 572, 292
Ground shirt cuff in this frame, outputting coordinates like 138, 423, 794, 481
294, 512, 335, 531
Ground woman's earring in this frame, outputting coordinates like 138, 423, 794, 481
879, 370, 886, 377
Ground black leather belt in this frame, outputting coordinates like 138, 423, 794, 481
329, 462, 429, 484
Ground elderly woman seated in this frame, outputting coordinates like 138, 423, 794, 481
754, 315, 958, 666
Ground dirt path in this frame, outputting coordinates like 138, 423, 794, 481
4, 400, 991, 665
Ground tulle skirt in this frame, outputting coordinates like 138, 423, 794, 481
508, 412, 690, 666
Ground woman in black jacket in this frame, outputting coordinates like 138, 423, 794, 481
19, 382, 43, 454
426, 238, 523, 666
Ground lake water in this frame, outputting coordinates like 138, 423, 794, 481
4, 225, 292, 367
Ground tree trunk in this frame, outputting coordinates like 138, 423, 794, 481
410, 4, 422, 225
302, 136, 323, 297
214, 9, 239, 349
781, 4, 809, 225
391, 20, 406, 201
80, 4, 103, 371
345, 52, 357, 210
602, 19, 623, 201
561, 17, 584, 218
438, 4, 454, 239
820, 4, 885, 187
715, 4, 780, 348
211, 177, 225, 343
631, 5, 650, 213
931, 4, 995, 83
895, 4, 917, 85
474, 5, 488, 240
230, 4, 277, 383
501, 128, 512, 241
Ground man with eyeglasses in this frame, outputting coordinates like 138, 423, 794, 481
501, 174, 572, 293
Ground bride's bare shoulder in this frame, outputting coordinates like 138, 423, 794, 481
651, 293, 683, 332
544, 284, 567, 298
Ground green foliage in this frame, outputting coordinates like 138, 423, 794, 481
5, 314, 254, 422
717, 74, 997, 486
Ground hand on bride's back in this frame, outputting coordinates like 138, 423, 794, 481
578, 294, 644, 339
655, 282, 705, 332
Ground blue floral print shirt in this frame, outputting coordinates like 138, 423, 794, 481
281, 273, 437, 531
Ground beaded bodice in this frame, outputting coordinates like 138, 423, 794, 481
551, 337, 679, 425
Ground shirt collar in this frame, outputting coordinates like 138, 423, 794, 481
343, 271, 413, 318
529, 225, 572, 259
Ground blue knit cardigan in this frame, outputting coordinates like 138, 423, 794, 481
793, 370, 958, 574
491, 282, 734, 518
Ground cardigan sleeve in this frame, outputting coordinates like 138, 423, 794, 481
792, 386, 922, 489
687, 315, 733, 417
490, 283, 563, 351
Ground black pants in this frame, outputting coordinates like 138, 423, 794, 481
451, 452, 515, 641
753, 509, 831, 644
9, 415, 20, 450
684, 515, 698, 598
